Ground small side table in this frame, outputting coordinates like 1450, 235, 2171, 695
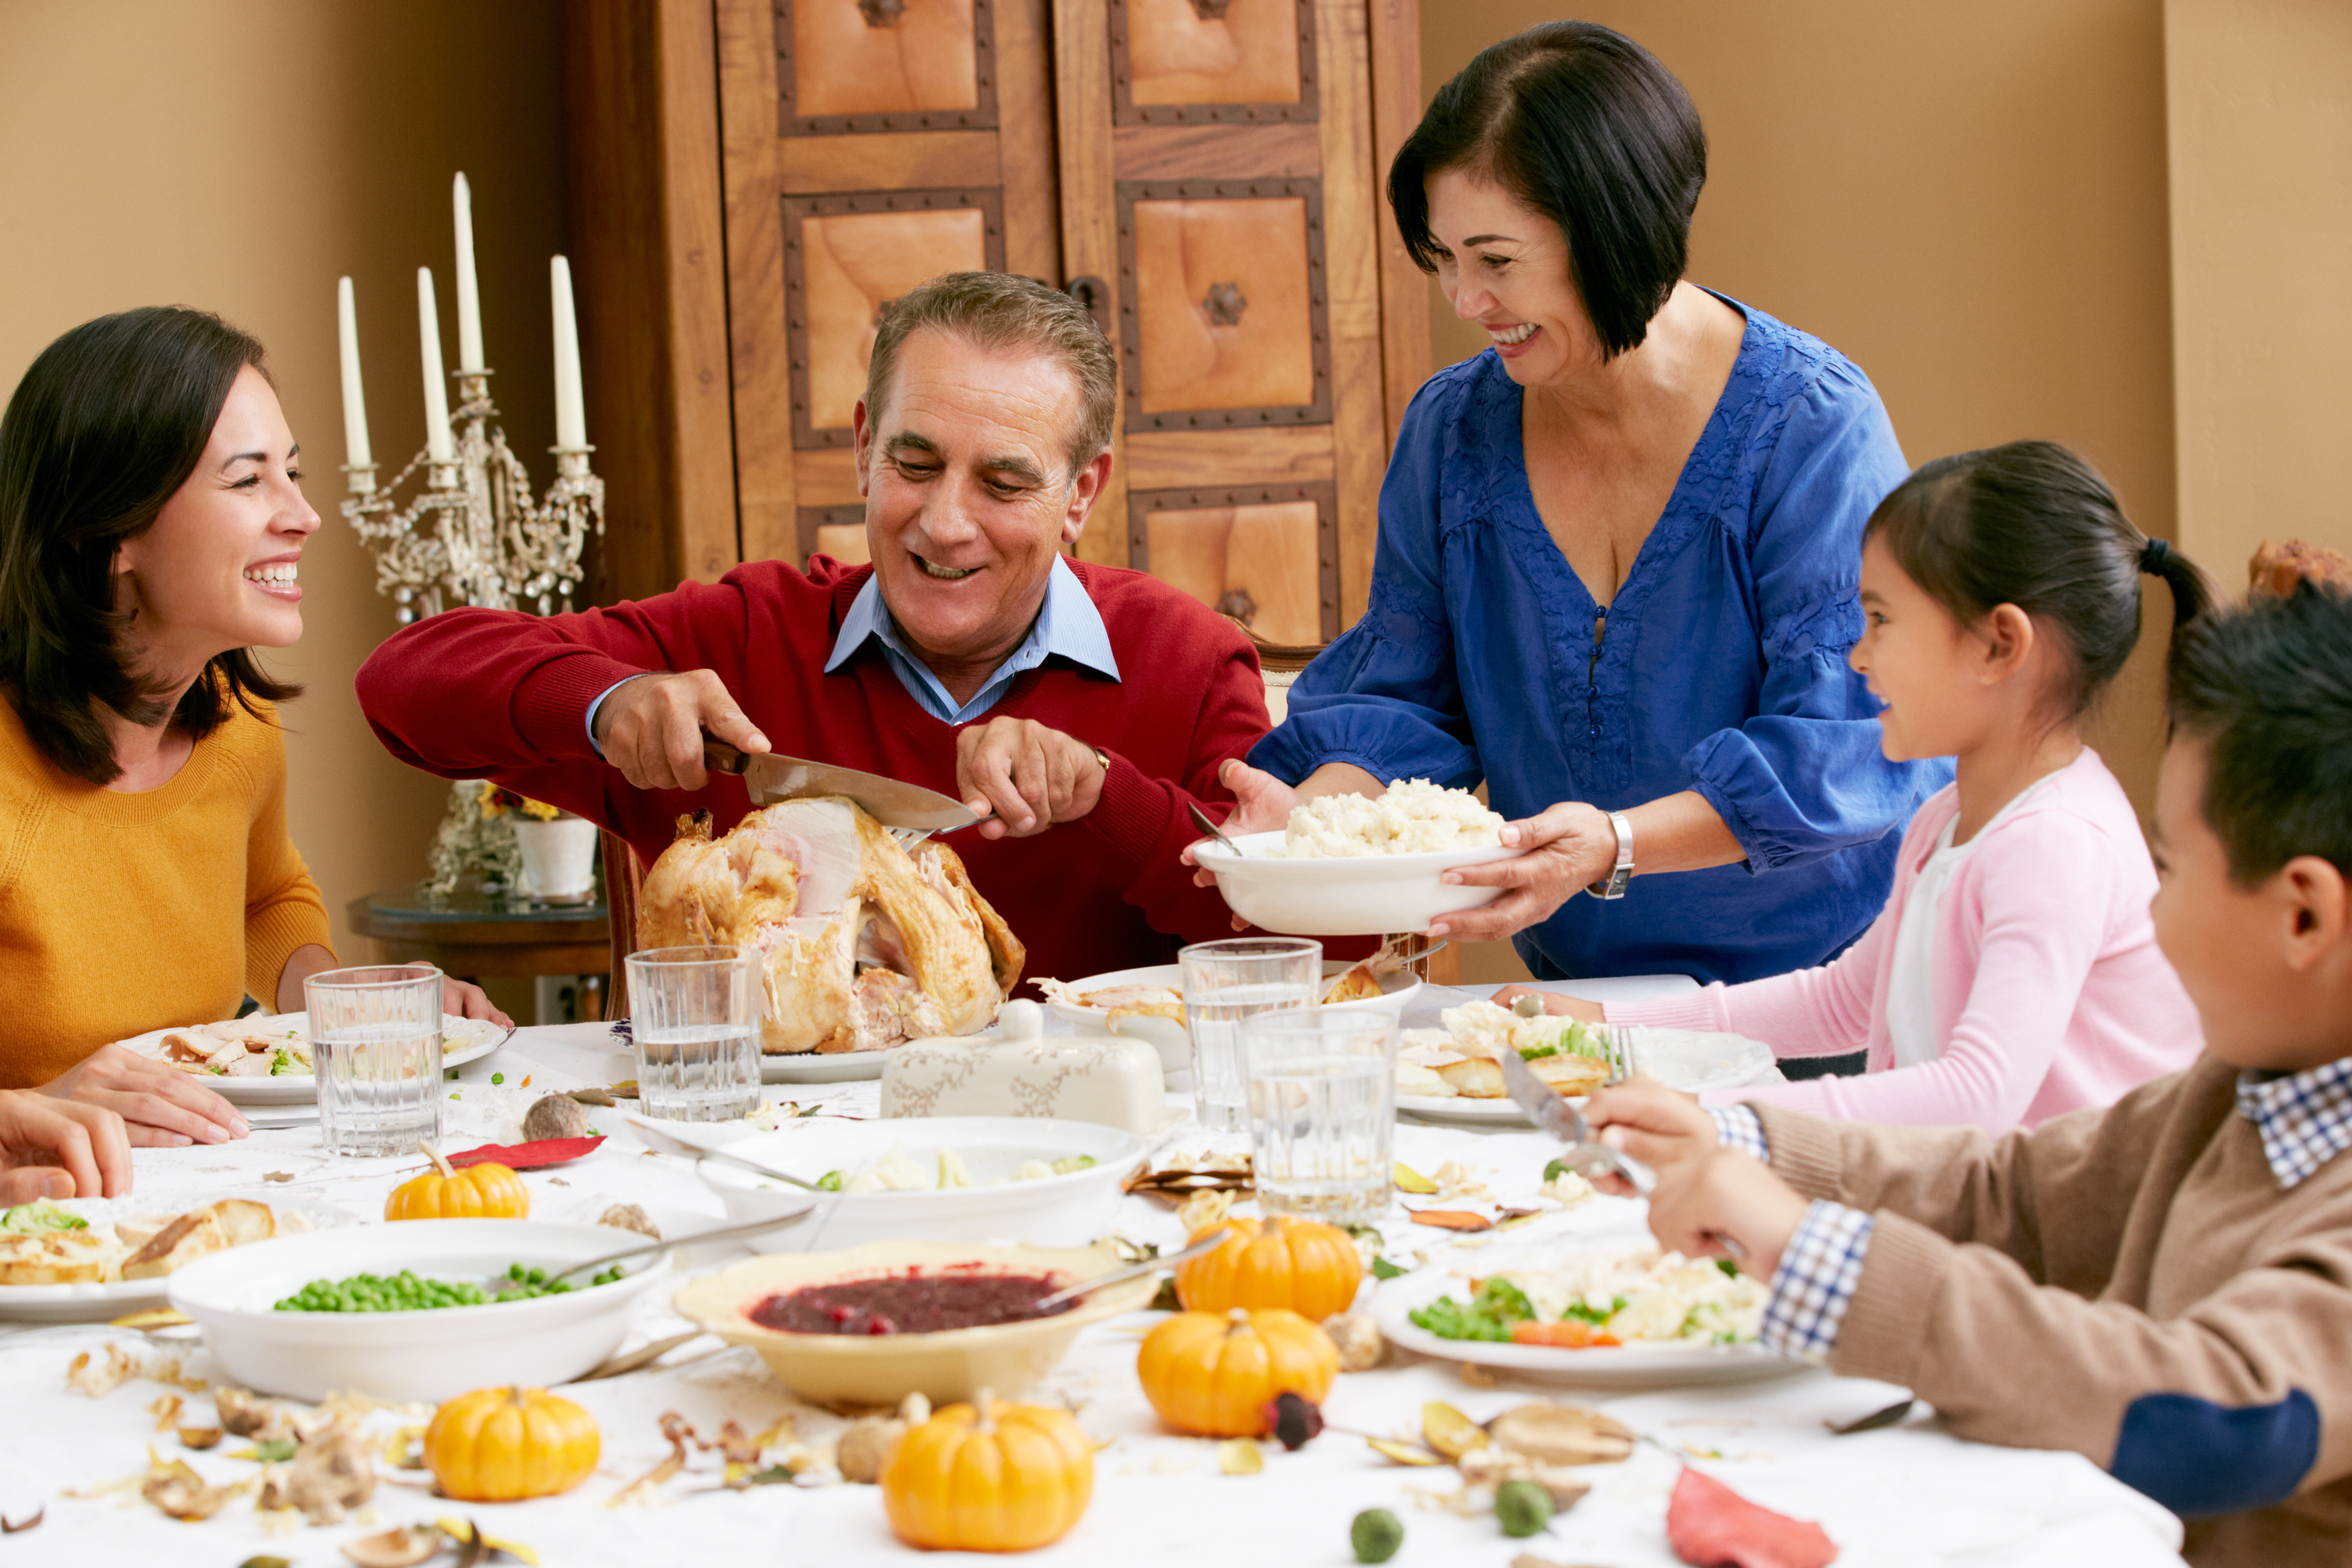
346, 884, 612, 1021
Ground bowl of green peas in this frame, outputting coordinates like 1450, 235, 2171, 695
168, 1220, 674, 1402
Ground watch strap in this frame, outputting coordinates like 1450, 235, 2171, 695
1584, 809, 1634, 900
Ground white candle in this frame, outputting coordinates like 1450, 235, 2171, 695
336, 276, 372, 470
417, 266, 455, 464
452, 172, 485, 373
551, 254, 586, 449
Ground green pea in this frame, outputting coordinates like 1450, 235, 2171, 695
492, 1072, 505, 1084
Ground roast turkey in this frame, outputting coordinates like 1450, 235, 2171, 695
637, 799, 1024, 1055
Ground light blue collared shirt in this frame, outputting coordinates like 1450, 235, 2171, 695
822, 554, 1121, 723
584, 556, 1122, 750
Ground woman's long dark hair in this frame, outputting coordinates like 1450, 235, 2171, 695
1866, 440, 2213, 719
0, 307, 300, 784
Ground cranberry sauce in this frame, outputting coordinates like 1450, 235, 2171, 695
750, 1268, 1072, 1336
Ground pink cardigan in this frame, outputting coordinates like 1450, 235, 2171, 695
1606, 748, 2200, 1131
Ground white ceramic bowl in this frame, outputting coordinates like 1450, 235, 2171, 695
1192, 830, 1523, 936
168, 1220, 673, 1402
695, 1117, 1147, 1254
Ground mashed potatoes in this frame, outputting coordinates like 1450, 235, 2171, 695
1274, 778, 1504, 858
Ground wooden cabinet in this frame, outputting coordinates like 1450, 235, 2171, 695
567, 0, 1426, 640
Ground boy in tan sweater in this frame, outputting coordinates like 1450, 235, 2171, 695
1589, 581, 2352, 1566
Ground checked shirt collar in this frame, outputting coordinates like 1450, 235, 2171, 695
2237, 1055, 2352, 1190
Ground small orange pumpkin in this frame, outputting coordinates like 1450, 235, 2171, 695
879, 1387, 1094, 1552
423, 1386, 600, 1501
1137, 1307, 1339, 1437
1175, 1215, 1363, 1321
385, 1142, 529, 1221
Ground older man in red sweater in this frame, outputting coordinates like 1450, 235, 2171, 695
356, 273, 1267, 983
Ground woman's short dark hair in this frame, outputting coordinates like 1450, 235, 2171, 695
1389, 21, 1706, 359
2169, 580, 2352, 885
1864, 440, 2214, 720
0, 307, 299, 785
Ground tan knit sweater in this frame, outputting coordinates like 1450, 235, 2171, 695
0, 696, 332, 1087
1757, 1056, 2352, 1565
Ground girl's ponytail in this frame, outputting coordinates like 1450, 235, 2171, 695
1865, 440, 2212, 718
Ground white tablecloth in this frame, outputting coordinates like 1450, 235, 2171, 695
0, 1011, 2186, 1567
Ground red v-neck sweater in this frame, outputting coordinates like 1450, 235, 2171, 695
356, 557, 1271, 984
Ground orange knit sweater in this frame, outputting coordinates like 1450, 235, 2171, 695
0, 696, 332, 1087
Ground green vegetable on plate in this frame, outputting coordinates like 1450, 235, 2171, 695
0, 1199, 87, 1234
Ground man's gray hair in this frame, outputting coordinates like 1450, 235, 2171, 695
864, 272, 1119, 478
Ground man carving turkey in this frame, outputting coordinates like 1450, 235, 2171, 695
356, 271, 1269, 985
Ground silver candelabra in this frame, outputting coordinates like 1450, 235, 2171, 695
340, 369, 604, 623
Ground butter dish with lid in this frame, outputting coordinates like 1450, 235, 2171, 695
880, 1001, 1182, 1136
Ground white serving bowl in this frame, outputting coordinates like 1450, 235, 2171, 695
168, 1219, 673, 1402
1192, 830, 1523, 936
695, 1117, 1147, 1254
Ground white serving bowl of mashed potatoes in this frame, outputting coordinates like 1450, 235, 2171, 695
1189, 780, 1521, 936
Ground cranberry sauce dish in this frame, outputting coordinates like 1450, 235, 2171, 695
749, 1267, 1073, 1336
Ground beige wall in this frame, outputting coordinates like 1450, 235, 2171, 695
1418, 1, 2178, 984
2167, 0, 2352, 573
0, 0, 564, 985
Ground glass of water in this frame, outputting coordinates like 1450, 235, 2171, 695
627, 945, 762, 1121
1240, 1008, 1399, 1226
305, 964, 444, 1158
1178, 937, 1321, 1132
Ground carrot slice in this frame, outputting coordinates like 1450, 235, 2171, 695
1509, 1319, 1620, 1348
1406, 1209, 1493, 1231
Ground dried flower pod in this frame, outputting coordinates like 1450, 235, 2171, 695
1323, 1311, 1386, 1372
599, 1204, 660, 1240
260, 1418, 376, 1525
214, 1386, 286, 1440
1485, 1403, 1635, 1466
838, 1415, 907, 1483
1264, 1391, 1324, 1451
340, 1525, 444, 1568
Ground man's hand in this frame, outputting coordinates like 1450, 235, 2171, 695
593, 671, 770, 792
1429, 800, 1620, 941
956, 718, 1105, 839
39, 1044, 248, 1149
1180, 759, 1299, 882
1489, 985, 1606, 1023
0, 1091, 132, 1200
1584, 1075, 1720, 1174
1644, 1149, 1809, 1279
444, 977, 511, 1027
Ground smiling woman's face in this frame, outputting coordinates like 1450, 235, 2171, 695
1425, 167, 1600, 387
112, 364, 318, 684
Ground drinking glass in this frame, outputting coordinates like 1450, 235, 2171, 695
1178, 937, 1321, 1132
627, 945, 762, 1121
1240, 1009, 1399, 1225
306, 964, 444, 1158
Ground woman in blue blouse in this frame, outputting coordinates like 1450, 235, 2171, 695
1225, 22, 1950, 985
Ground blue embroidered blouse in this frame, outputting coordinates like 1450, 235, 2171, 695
1250, 299, 1951, 984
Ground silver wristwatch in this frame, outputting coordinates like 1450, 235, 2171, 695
1584, 809, 1634, 900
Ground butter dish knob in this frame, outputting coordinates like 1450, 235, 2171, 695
998, 999, 1044, 1043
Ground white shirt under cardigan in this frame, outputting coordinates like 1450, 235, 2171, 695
1884, 781, 2043, 1068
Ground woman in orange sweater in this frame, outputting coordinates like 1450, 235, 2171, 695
0, 307, 501, 1161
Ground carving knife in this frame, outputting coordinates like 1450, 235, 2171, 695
702, 741, 987, 835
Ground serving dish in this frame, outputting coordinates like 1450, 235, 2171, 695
167, 1218, 674, 1401
693, 1117, 1148, 1253
0, 1192, 349, 1323
674, 1239, 1156, 1405
1372, 1231, 1798, 1389
120, 1013, 507, 1107
1190, 830, 1521, 936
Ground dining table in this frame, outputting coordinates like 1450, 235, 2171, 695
0, 984, 2190, 1567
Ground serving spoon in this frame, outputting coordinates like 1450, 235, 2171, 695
1032, 1225, 1235, 1311
1186, 801, 1242, 857
488, 1210, 820, 1297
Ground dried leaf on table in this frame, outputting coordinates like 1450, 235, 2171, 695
141, 1448, 250, 1521
215, 1386, 289, 1441
1367, 1437, 1445, 1467
607, 1411, 696, 1506
258, 1418, 375, 1525
437, 1518, 539, 1567
442, 1135, 606, 1171
1422, 1403, 1488, 1460
262, 1171, 294, 1183
1486, 1404, 1635, 1466
177, 1426, 222, 1449
1406, 1209, 1493, 1232
1393, 1162, 1439, 1195
1494, 1207, 1544, 1229
1215, 1438, 1263, 1475
1665, 1466, 1838, 1568
147, 1393, 183, 1432
342, 1524, 445, 1568
0, 1507, 41, 1534
66, 1345, 140, 1398
1175, 1186, 1234, 1237
1456, 1362, 1500, 1388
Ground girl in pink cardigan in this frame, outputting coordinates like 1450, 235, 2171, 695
1510, 441, 2212, 1131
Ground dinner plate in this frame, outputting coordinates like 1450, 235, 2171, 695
1395, 1026, 1785, 1128
1040, 960, 1421, 1028
1372, 1237, 1798, 1389
608, 1022, 889, 1083
118, 1015, 509, 1106
0, 1191, 351, 1323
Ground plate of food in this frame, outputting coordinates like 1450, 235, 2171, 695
122, 1013, 510, 1106
0, 1193, 346, 1322
1395, 1001, 1781, 1127
1189, 779, 1525, 936
1035, 958, 1421, 1027
1373, 1230, 1795, 1387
